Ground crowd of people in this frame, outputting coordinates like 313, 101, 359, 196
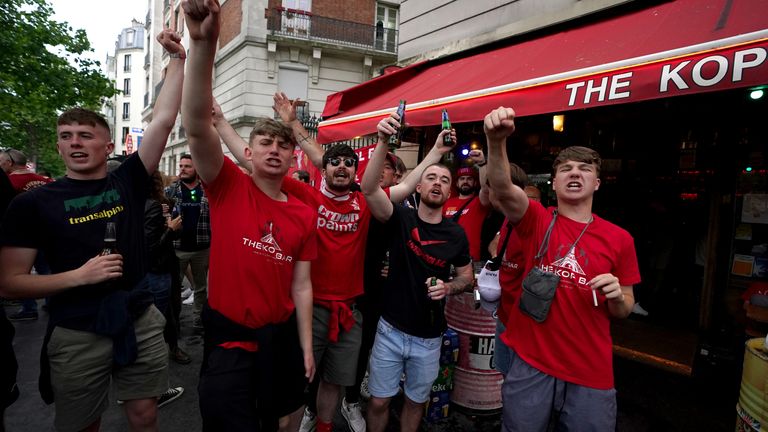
0, 1, 641, 431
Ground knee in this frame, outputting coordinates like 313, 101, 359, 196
368, 397, 390, 414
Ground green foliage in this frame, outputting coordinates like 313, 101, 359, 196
0, 0, 115, 176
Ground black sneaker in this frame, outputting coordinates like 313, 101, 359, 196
9, 310, 38, 321
158, 387, 184, 408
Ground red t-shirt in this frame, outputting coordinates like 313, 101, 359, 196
282, 178, 373, 300
443, 195, 489, 261
502, 201, 640, 389
495, 218, 526, 324
205, 158, 318, 329
9, 172, 52, 193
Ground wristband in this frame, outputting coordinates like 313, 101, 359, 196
168, 52, 183, 59
476, 160, 487, 167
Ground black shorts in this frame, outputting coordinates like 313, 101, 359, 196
198, 315, 307, 431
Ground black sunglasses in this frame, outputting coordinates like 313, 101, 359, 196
329, 157, 355, 168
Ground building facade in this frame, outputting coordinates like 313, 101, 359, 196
110, 19, 147, 155
152, 0, 401, 176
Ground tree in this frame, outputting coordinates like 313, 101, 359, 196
0, 0, 116, 176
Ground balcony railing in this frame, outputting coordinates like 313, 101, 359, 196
266, 8, 398, 54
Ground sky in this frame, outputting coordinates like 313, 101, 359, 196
47, 0, 148, 66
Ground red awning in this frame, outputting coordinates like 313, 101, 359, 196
318, 0, 768, 143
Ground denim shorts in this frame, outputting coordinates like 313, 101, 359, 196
368, 318, 441, 404
494, 319, 512, 376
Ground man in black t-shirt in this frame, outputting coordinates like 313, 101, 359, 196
165, 153, 210, 330
0, 29, 185, 432
360, 114, 474, 432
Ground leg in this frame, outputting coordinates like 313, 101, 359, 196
367, 396, 391, 432
198, 347, 258, 431
278, 405, 304, 432
501, 349, 555, 432
316, 380, 341, 424
400, 396, 426, 432
114, 307, 168, 430
367, 318, 405, 432
123, 398, 158, 432
189, 248, 210, 325
400, 334, 441, 431
556, 382, 616, 432
47, 327, 112, 432
494, 319, 511, 377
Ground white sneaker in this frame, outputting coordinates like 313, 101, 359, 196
632, 302, 649, 316
181, 287, 193, 300
341, 397, 366, 432
359, 371, 370, 400
298, 407, 316, 432
182, 293, 195, 305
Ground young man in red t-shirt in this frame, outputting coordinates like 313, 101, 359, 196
485, 107, 640, 431
182, 3, 317, 430
443, 166, 490, 262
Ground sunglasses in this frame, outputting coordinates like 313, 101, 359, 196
329, 157, 355, 168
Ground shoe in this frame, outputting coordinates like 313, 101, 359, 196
170, 347, 191, 365
8, 310, 38, 321
158, 386, 184, 408
341, 397, 366, 432
632, 303, 649, 316
182, 293, 195, 305
359, 371, 370, 400
181, 287, 193, 300
298, 406, 316, 432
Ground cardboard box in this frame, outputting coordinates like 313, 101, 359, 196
441, 328, 459, 366
424, 389, 451, 423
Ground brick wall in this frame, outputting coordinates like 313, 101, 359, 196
313, 0, 375, 24
220, 0, 243, 48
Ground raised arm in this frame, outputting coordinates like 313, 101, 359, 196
181, 0, 223, 184
211, 100, 249, 167
468, 149, 490, 207
273, 92, 324, 168
389, 127, 455, 203
138, 29, 186, 174
361, 117, 397, 222
484, 107, 528, 224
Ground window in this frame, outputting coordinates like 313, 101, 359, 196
282, 0, 311, 34
126, 29, 135, 47
282, 0, 311, 11
122, 102, 130, 120
375, 3, 398, 51
124, 54, 132, 72
278, 65, 309, 119
123, 78, 131, 96
122, 127, 129, 143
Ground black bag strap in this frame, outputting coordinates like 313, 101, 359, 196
451, 195, 476, 222
534, 210, 593, 264
491, 222, 514, 266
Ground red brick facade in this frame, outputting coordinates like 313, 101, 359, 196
267, 0, 375, 25
220, 0, 243, 48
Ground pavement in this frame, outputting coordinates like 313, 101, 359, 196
2, 295, 743, 431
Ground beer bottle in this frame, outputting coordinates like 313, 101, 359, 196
101, 222, 118, 256
389, 100, 406, 149
441, 109, 453, 146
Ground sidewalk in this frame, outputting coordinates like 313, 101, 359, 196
3, 300, 738, 431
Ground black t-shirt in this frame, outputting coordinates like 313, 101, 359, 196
0, 155, 150, 328
177, 183, 204, 251
381, 205, 471, 338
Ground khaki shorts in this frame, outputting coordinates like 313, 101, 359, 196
47, 305, 169, 432
312, 304, 363, 386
